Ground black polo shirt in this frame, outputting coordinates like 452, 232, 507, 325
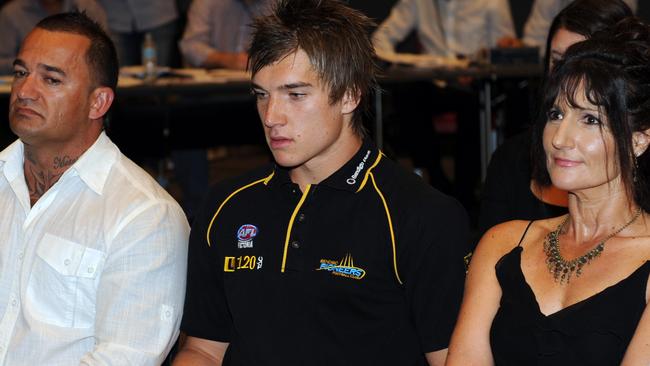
182, 139, 469, 366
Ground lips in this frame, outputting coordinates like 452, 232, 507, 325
12, 106, 43, 119
269, 136, 292, 149
553, 157, 581, 167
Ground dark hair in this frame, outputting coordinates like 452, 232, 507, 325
532, 17, 650, 211
543, 0, 632, 72
36, 11, 118, 92
248, 0, 378, 136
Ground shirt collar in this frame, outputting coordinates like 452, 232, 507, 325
0, 132, 117, 195
268, 139, 381, 193
0, 139, 26, 184
71, 131, 118, 195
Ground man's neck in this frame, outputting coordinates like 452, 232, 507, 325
289, 134, 363, 192
23, 146, 81, 207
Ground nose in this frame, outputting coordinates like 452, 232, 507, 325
550, 119, 575, 150
13, 74, 38, 101
260, 95, 285, 128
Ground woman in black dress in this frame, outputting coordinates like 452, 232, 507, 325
447, 17, 650, 365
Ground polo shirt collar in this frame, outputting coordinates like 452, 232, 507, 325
320, 139, 380, 192
269, 139, 380, 193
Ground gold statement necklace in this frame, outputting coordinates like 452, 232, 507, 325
543, 207, 642, 284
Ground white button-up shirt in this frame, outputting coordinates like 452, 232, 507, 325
373, 0, 516, 59
0, 132, 189, 365
178, 0, 274, 67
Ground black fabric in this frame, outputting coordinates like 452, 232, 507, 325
182, 139, 470, 365
490, 247, 649, 366
478, 131, 567, 241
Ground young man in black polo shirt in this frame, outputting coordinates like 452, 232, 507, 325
173, 0, 469, 365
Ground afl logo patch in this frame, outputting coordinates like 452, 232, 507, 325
237, 224, 258, 249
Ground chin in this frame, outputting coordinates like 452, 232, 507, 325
270, 152, 302, 169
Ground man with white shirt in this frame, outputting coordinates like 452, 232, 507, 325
523, 0, 637, 49
0, 11, 189, 365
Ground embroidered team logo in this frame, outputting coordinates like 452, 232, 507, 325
237, 224, 258, 249
317, 253, 366, 280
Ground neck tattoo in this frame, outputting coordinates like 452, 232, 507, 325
543, 207, 642, 284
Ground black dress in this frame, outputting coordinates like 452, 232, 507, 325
490, 230, 649, 365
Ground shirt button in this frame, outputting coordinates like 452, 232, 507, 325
11, 299, 17, 307
298, 213, 305, 222
64, 259, 71, 266
291, 240, 300, 249
18, 252, 23, 260
87, 267, 95, 274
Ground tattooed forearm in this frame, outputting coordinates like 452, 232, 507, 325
53, 155, 77, 169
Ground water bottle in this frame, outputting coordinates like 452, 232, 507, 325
141, 33, 157, 82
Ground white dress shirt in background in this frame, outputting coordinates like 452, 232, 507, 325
179, 0, 274, 67
373, 0, 516, 61
96, 0, 177, 32
0, 132, 189, 365
523, 0, 637, 48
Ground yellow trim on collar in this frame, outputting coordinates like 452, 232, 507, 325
356, 152, 383, 193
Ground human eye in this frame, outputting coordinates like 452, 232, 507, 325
582, 113, 602, 126
251, 88, 267, 100
547, 108, 563, 121
288, 92, 306, 100
44, 76, 61, 86
12, 69, 27, 79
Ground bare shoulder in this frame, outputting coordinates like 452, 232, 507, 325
477, 220, 535, 256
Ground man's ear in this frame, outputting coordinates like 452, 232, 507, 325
341, 89, 361, 115
88, 87, 114, 120
632, 128, 650, 157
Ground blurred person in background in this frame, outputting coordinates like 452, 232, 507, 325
179, 0, 274, 70
371, 0, 517, 212
96, 0, 178, 66
523, 0, 637, 52
0, 0, 106, 74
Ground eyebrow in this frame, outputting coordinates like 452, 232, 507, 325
251, 81, 313, 91
42, 64, 66, 77
13, 59, 26, 68
12, 59, 66, 77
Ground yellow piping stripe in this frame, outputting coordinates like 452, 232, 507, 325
281, 184, 311, 272
356, 152, 383, 193
370, 172, 403, 285
206, 173, 274, 247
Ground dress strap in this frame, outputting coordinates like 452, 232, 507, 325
516, 221, 534, 247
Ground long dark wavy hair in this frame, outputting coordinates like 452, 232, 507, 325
532, 17, 650, 211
